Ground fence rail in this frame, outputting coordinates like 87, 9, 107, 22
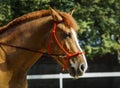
27, 72, 120, 88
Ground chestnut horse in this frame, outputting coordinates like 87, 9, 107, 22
0, 7, 88, 88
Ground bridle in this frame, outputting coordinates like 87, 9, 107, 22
0, 21, 85, 70
48, 21, 85, 70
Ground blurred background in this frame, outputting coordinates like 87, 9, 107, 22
0, 0, 120, 88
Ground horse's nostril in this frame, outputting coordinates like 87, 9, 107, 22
79, 64, 85, 72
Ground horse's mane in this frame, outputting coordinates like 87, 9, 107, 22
0, 10, 50, 34
0, 9, 78, 34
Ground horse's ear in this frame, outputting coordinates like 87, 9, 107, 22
49, 7, 63, 22
68, 9, 74, 15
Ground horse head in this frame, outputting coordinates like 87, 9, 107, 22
48, 7, 88, 78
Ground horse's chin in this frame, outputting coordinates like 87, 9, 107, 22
69, 72, 84, 79
66, 69, 84, 79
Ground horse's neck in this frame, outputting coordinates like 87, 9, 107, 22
1, 16, 52, 47
0, 16, 52, 72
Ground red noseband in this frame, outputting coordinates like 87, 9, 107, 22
48, 21, 85, 71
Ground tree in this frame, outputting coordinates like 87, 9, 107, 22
0, 0, 12, 26
73, 0, 120, 59
0, 0, 120, 59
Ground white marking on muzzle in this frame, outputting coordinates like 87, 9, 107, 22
70, 59, 78, 71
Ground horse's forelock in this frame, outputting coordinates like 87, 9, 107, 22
60, 12, 78, 31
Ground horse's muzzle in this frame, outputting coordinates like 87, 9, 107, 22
69, 59, 87, 78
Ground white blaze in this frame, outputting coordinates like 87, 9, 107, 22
71, 28, 88, 71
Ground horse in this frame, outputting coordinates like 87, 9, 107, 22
0, 7, 88, 88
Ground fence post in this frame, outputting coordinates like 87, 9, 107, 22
59, 73, 63, 88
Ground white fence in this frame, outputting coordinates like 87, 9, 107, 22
27, 72, 120, 88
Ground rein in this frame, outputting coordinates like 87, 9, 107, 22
0, 42, 64, 56
0, 21, 85, 71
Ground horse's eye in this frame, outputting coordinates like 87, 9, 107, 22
64, 33, 71, 38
